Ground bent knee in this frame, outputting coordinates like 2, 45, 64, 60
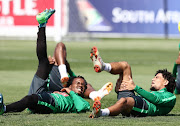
56, 42, 65, 50
24, 95, 38, 105
120, 61, 131, 70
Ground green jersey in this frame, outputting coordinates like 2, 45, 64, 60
134, 85, 176, 116
50, 91, 90, 113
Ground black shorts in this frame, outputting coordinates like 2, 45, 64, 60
48, 65, 64, 91
117, 90, 135, 100
130, 96, 148, 117
28, 74, 48, 95
28, 65, 64, 95
32, 92, 56, 114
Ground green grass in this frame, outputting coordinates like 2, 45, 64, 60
1, 38, 180, 125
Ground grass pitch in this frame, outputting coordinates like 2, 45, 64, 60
0, 38, 180, 126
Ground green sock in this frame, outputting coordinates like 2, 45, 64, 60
68, 69, 76, 77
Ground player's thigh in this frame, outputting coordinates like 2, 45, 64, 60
28, 75, 48, 95
130, 96, 148, 117
33, 92, 55, 114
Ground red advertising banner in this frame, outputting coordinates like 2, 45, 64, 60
0, 0, 55, 26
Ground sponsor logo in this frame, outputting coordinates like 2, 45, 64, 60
112, 7, 180, 24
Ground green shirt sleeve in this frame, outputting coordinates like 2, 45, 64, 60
134, 85, 168, 105
69, 91, 90, 112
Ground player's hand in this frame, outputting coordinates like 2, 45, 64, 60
121, 76, 136, 90
61, 88, 71, 94
48, 55, 55, 65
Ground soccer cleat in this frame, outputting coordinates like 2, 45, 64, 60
0, 93, 4, 115
36, 8, 55, 27
90, 46, 104, 73
94, 82, 113, 101
89, 100, 101, 118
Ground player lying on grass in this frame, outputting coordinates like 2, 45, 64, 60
89, 46, 176, 118
0, 9, 90, 115
28, 41, 113, 101
0, 9, 112, 115
27, 10, 113, 101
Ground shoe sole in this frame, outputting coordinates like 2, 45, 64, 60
103, 82, 113, 95
94, 96, 101, 101
89, 100, 101, 118
90, 46, 102, 73
93, 82, 113, 101
103, 82, 113, 96
36, 9, 55, 24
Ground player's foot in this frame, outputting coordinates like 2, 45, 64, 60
89, 100, 101, 118
61, 77, 69, 87
94, 82, 113, 101
0, 93, 4, 115
36, 8, 55, 27
90, 46, 105, 73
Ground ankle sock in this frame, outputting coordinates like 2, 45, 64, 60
101, 108, 110, 116
89, 91, 99, 101
58, 64, 68, 79
103, 63, 111, 72
39, 23, 46, 28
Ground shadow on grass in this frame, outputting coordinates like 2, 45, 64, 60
163, 114, 180, 116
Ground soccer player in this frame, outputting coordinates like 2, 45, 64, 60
28, 13, 113, 100
89, 46, 176, 118
28, 41, 113, 101
0, 9, 91, 115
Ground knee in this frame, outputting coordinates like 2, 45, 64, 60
121, 61, 131, 70
56, 42, 66, 51
23, 95, 38, 106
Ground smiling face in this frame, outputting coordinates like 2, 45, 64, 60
69, 77, 86, 96
150, 73, 168, 91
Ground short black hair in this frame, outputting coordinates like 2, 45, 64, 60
155, 69, 176, 93
67, 75, 87, 90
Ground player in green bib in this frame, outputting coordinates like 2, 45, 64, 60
89, 46, 176, 118
0, 76, 90, 114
